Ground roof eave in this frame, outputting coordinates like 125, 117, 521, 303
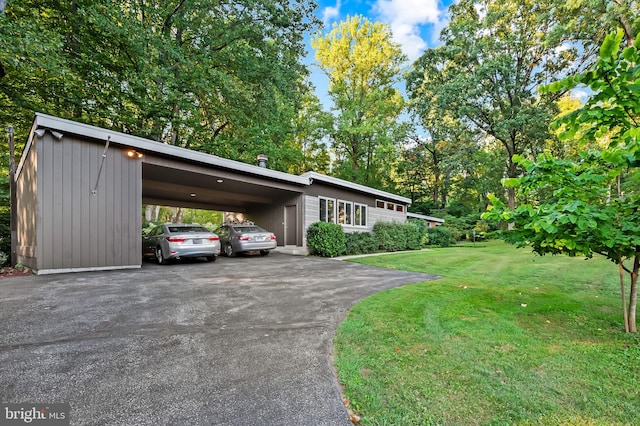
301, 171, 411, 204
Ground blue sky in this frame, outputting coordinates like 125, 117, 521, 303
307, 0, 456, 109
316, 0, 455, 60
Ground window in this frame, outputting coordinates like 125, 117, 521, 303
376, 200, 385, 208
387, 202, 395, 210
319, 197, 335, 223
396, 204, 404, 213
354, 203, 367, 227
338, 200, 353, 225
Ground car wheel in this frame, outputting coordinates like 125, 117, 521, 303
156, 247, 168, 265
260, 250, 270, 256
225, 243, 236, 257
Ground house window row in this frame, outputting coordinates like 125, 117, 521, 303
375, 199, 404, 213
319, 197, 367, 227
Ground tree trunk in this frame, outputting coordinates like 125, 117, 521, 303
145, 205, 154, 222
619, 255, 630, 333
628, 255, 639, 333
170, 207, 183, 223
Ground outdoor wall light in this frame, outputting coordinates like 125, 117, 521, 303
125, 149, 143, 159
50, 130, 63, 140
33, 128, 64, 140
216, 179, 224, 183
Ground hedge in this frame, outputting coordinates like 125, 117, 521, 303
306, 222, 346, 257
307, 220, 429, 257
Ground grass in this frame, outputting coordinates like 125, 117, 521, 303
334, 240, 640, 425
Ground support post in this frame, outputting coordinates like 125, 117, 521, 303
8, 126, 16, 266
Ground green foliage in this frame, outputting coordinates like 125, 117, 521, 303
407, 0, 579, 209
0, 206, 9, 266
306, 222, 346, 257
373, 221, 424, 252
308, 220, 428, 257
426, 226, 455, 247
0, 0, 320, 171
441, 213, 493, 241
344, 232, 378, 256
487, 30, 640, 331
311, 15, 408, 188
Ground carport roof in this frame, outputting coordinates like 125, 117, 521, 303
26, 113, 412, 205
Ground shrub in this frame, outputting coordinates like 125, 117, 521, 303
344, 232, 377, 255
0, 206, 10, 266
373, 221, 426, 252
408, 219, 429, 249
306, 222, 346, 257
426, 226, 455, 247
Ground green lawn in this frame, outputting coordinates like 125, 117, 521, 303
335, 240, 640, 425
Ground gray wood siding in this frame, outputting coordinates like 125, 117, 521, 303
36, 134, 141, 272
302, 195, 407, 245
247, 194, 303, 246
16, 138, 38, 269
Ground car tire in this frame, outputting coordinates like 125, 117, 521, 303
259, 250, 270, 256
156, 247, 168, 265
225, 243, 236, 257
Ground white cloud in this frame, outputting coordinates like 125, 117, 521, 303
322, 0, 341, 26
374, 0, 445, 61
572, 89, 590, 103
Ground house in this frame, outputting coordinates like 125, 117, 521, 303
15, 113, 415, 274
407, 212, 445, 228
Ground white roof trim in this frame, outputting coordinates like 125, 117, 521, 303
301, 171, 411, 204
31, 113, 310, 185
407, 212, 445, 223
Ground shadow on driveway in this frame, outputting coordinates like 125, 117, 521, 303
0, 252, 439, 425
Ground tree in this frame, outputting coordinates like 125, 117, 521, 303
548, 0, 638, 52
0, 0, 320, 171
311, 15, 407, 187
408, 0, 586, 210
288, 87, 332, 175
484, 30, 640, 332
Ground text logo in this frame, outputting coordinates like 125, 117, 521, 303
1, 404, 69, 426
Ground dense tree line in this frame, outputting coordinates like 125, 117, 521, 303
0, 0, 322, 170
1, 0, 638, 240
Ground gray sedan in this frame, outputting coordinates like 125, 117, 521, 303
143, 224, 221, 264
216, 223, 277, 257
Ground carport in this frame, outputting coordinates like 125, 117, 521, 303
15, 113, 309, 274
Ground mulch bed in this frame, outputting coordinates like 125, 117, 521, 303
0, 267, 33, 278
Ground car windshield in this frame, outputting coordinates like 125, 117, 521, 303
232, 226, 264, 233
167, 226, 210, 233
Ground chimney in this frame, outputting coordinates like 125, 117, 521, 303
257, 154, 268, 168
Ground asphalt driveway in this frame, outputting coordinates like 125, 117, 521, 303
0, 252, 439, 425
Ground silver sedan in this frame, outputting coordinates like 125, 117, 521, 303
143, 224, 221, 264
216, 223, 277, 257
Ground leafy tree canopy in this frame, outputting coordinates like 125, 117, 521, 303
0, 0, 320, 170
311, 15, 407, 189
485, 30, 640, 332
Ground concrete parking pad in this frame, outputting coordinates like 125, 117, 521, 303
0, 252, 439, 425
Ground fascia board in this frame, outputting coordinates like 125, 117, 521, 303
406, 212, 445, 223
15, 116, 40, 181
301, 171, 412, 205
